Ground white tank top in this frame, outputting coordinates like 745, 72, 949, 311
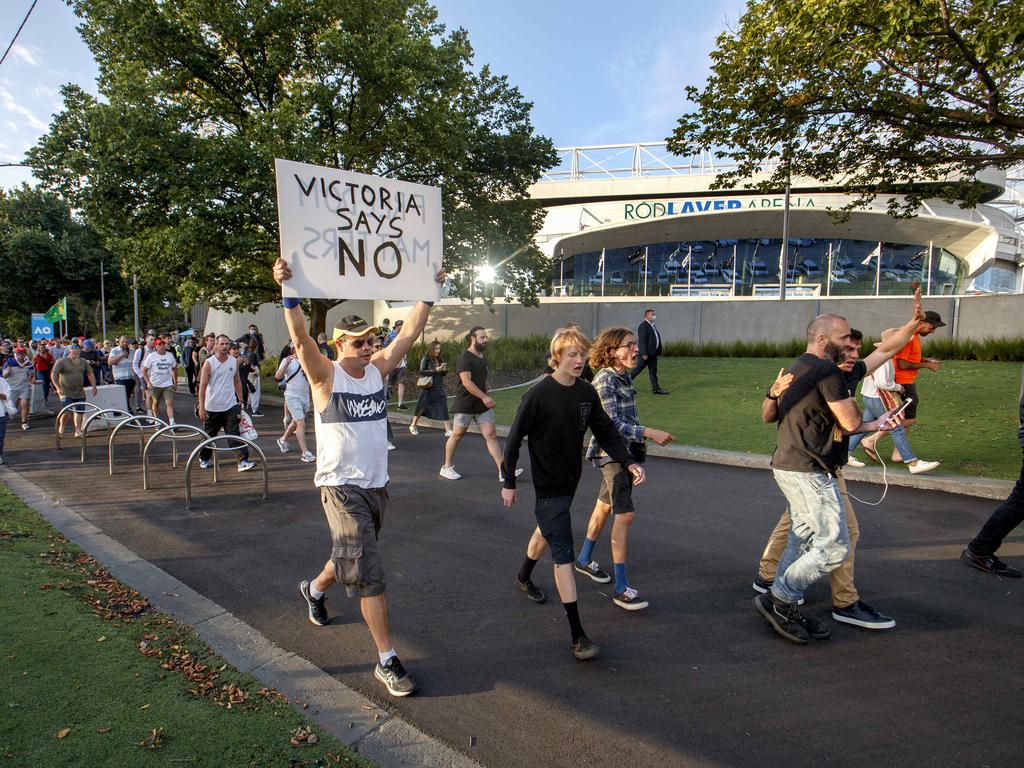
205, 355, 238, 412
314, 362, 388, 489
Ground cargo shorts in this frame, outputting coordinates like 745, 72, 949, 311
321, 484, 388, 598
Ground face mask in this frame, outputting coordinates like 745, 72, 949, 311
651, 314, 657, 322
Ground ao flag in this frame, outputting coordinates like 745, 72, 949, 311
275, 159, 442, 302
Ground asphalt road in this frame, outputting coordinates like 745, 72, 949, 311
5, 400, 1022, 768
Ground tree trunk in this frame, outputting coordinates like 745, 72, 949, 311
308, 298, 342, 340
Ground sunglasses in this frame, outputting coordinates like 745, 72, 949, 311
343, 337, 371, 349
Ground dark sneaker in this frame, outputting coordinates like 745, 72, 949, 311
960, 547, 1022, 578
572, 636, 600, 661
753, 593, 809, 644
752, 575, 804, 604
396, 404, 408, 411
299, 580, 328, 626
791, 609, 832, 640
574, 560, 611, 584
613, 587, 649, 611
832, 600, 895, 630
374, 656, 418, 697
515, 575, 546, 604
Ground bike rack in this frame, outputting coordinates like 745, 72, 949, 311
54, 402, 102, 450
142, 424, 210, 490
80, 408, 133, 462
107, 415, 168, 475
183, 435, 268, 511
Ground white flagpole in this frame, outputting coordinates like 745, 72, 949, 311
827, 242, 833, 296
600, 247, 606, 297
875, 241, 882, 296
926, 241, 933, 296
643, 246, 649, 296
686, 246, 693, 296
731, 245, 737, 296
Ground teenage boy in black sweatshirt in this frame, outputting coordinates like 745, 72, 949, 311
501, 327, 645, 661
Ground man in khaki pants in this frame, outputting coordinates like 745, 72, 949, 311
755, 290, 924, 632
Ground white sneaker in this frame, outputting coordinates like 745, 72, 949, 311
408, 425, 419, 435
20, 423, 29, 431
237, 459, 257, 472
199, 459, 212, 470
846, 456, 866, 468
444, 430, 453, 437
300, 451, 315, 463
908, 459, 940, 474
0, 456, 5, 465
276, 437, 290, 453
439, 466, 461, 480
387, 442, 396, 451
498, 467, 525, 483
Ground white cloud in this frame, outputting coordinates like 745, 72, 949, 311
0, 86, 48, 131
8, 43, 43, 67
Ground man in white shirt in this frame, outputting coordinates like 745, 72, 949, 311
108, 335, 136, 409
133, 333, 157, 415
273, 256, 443, 698
141, 337, 178, 424
197, 334, 255, 472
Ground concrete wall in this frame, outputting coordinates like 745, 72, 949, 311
202, 293, 1023, 357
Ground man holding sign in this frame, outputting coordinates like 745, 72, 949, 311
273, 255, 443, 699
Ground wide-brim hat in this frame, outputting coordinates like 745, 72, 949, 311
332, 315, 380, 344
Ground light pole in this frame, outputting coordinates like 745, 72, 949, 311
133, 274, 140, 338
100, 260, 109, 339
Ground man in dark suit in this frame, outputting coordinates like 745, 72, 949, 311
631, 309, 669, 394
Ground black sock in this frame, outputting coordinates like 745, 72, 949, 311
563, 600, 585, 643
518, 556, 539, 584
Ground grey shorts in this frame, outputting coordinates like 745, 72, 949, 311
453, 409, 496, 429
285, 395, 309, 421
321, 484, 388, 598
596, 461, 636, 514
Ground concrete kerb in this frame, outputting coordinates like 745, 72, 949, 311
0, 466, 481, 768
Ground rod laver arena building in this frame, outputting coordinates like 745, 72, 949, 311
531, 143, 1023, 298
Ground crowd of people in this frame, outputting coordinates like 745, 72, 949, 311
2, 277, 1021, 703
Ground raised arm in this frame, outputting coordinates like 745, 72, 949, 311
272, 258, 335, 389
370, 271, 446, 377
862, 286, 924, 375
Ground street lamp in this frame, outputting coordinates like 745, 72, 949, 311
100, 260, 109, 340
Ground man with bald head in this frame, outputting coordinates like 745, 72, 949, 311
754, 313, 899, 645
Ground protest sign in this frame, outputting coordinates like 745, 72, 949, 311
31, 314, 54, 341
275, 158, 442, 301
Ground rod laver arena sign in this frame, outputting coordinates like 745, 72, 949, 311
275, 158, 442, 301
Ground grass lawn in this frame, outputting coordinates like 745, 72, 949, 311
488, 358, 1023, 481
0, 484, 370, 768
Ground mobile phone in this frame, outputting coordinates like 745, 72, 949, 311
883, 398, 913, 427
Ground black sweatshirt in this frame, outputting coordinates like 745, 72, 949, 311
501, 375, 633, 497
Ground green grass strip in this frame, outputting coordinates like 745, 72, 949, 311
0, 483, 371, 768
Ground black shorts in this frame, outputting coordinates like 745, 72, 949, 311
902, 382, 919, 420
596, 462, 635, 514
533, 495, 575, 565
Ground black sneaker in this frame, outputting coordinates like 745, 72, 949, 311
573, 560, 611, 584
299, 580, 328, 626
960, 547, 1022, 578
374, 656, 418, 697
791, 608, 832, 639
613, 587, 649, 611
396, 404, 408, 411
753, 593, 809, 644
832, 600, 895, 630
572, 636, 600, 661
515, 575, 546, 604
752, 575, 804, 604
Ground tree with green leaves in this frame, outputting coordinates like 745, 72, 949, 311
668, 0, 1024, 216
29, 0, 556, 335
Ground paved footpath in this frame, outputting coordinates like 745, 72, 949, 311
3, 399, 1022, 768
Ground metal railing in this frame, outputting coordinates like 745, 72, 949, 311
183, 435, 268, 511
107, 415, 168, 475
54, 402, 102, 450
80, 408, 133, 462
142, 425, 210, 490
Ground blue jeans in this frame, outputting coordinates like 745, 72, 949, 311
770, 468, 850, 604
848, 394, 916, 462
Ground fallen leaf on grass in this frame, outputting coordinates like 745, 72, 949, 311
289, 725, 317, 747
139, 727, 164, 750
56, 727, 71, 739
96, 636, 106, 642
140, 703, 150, 710
97, 727, 111, 734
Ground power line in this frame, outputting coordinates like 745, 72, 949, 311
0, 0, 39, 69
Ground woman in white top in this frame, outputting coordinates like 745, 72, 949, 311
274, 344, 314, 462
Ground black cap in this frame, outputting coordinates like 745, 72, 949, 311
923, 310, 946, 328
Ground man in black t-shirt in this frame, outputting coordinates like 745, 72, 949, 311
501, 327, 644, 661
440, 326, 517, 481
754, 313, 898, 645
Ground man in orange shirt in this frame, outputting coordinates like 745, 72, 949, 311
868, 309, 943, 462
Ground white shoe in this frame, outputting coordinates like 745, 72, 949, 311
846, 456, 865, 468
908, 459, 940, 474
300, 451, 315, 463
21, 423, 29, 431
439, 466, 461, 480
0, 456, 4, 465
444, 430, 453, 437
199, 459, 212, 470
237, 459, 257, 472
498, 467, 525, 483
169, 418, 176, 426
276, 437, 290, 453
387, 442, 396, 451
408, 425, 419, 435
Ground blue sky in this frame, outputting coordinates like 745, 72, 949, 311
0, 0, 747, 191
